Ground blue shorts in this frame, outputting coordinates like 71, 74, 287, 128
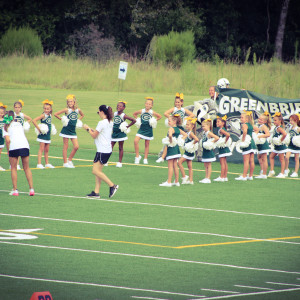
9, 148, 30, 157
93, 152, 112, 164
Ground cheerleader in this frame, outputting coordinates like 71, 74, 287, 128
284, 114, 300, 177
133, 97, 161, 164
111, 101, 136, 167
54, 94, 84, 168
235, 111, 257, 181
200, 119, 219, 184
268, 112, 287, 178
32, 100, 55, 169
178, 118, 199, 185
214, 115, 232, 182
0, 103, 7, 171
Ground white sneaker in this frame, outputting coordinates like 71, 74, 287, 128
213, 177, 224, 182
172, 181, 180, 187
134, 155, 141, 164
104, 163, 108, 166
17, 165, 21, 170
247, 176, 253, 181
235, 176, 247, 181
36, 164, 45, 169
63, 163, 72, 168
256, 174, 267, 179
290, 172, 298, 178
187, 181, 194, 185
276, 173, 285, 178
68, 160, 75, 168
284, 169, 290, 176
143, 159, 148, 164
159, 181, 172, 187
156, 157, 164, 163
0, 166, 5, 171
45, 164, 55, 168
199, 178, 211, 184
268, 170, 275, 177
181, 176, 189, 184
116, 162, 122, 168
223, 178, 228, 182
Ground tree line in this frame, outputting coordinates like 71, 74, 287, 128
0, 0, 299, 62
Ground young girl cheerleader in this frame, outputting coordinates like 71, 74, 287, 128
200, 119, 219, 183
54, 94, 84, 168
0, 103, 7, 171
253, 111, 271, 179
214, 115, 232, 182
3, 111, 35, 196
178, 118, 199, 185
156, 93, 194, 163
159, 115, 187, 187
284, 114, 300, 178
268, 112, 288, 178
235, 111, 257, 181
32, 99, 55, 169
111, 100, 136, 167
83, 105, 118, 198
133, 97, 161, 164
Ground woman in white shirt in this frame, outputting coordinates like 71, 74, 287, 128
83, 105, 118, 198
3, 110, 35, 196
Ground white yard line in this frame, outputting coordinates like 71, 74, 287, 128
266, 281, 300, 287
234, 285, 273, 290
0, 241, 299, 275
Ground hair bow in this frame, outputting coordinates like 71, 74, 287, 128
263, 111, 270, 116
145, 97, 154, 101
189, 118, 197, 124
66, 94, 76, 100
296, 114, 300, 120
42, 99, 53, 105
0, 102, 7, 109
3, 114, 13, 124
119, 100, 127, 105
173, 114, 180, 117
18, 99, 24, 106
217, 115, 227, 121
243, 110, 252, 116
205, 119, 212, 122
272, 112, 281, 117
175, 93, 184, 100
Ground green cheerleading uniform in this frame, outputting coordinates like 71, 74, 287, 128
36, 113, 52, 144
173, 107, 185, 130
288, 126, 300, 154
0, 120, 4, 148
183, 131, 195, 160
166, 127, 181, 160
217, 127, 232, 158
111, 112, 128, 142
256, 125, 270, 154
136, 109, 154, 140
241, 122, 256, 155
202, 131, 216, 162
272, 126, 287, 153
59, 108, 78, 139
14, 112, 24, 126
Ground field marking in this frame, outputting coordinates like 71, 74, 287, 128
131, 297, 168, 300
0, 274, 204, 298
201, 289, 239, 294
1, 241, 299, 275
266, 281, 300, 287
1, 190, 299, 220
234, 285, 273, 291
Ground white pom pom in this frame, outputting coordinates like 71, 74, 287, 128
239, 134, 251, 148
184, 141, 198, 153
162, 136, 177, 147
283, 133, 290, 146
225, 137, 232, 147
51, 124, 57, 135
182, 118, 187, 129
177, 135, 185, 147
162, 137, 170, 145
169, 136, 178, 147
165, 118, 170, 127
216, 137, 226, 148
120, 121, 130, 134
292, 135, 300, 147
35, 123, 49, 135
149, 117, 157, 128
76, 119, 83, 129
61, 115, 69, 127
252, 132, 266, 145
23, 121, 30, 132
271, 136, 282, 146
135, 117, 141, 129
203, 138, 216, 150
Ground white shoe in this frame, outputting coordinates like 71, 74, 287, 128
134, 155, 141, 164
17, 165, 21, 170
256, 174, 267, 179
172, 181, 180, 187
68, 160, 75, 168
116, 162, 122, 168
290, 172, 298, 178
159, 181, 172, 187
268, 170, 275, 177
0, 166, 5, 171
143, 159, 148, 164
223, 178, 228, 182
199, 178, 211, 184
156, 157, 164, 163
260, 170, 263, 175
36, 164, 45, 169
181, 176, 189, 184
45, 164, 55, 168
213, 177, 224, 182
187, 181, 194, 185
104, 163, 108, 166
284, 169, 290, 176
276, 173, 285, 178
63, 163, 72, 168
247, 176, 253, 181
235, 176, 247, 181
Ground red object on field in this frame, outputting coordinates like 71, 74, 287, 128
30, 291, 53, 300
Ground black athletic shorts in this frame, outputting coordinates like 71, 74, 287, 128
93, 152, 112, 164
9, 148, 30, 157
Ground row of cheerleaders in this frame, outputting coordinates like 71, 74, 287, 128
0, 94, 299, 186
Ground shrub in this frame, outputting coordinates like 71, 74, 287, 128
147, 30, 196, 67
0, 27, 43, 57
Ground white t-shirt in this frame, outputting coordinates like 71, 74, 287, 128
94, 119, 113, 153
3, 121, 30, 151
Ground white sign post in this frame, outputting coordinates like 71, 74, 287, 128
118, 61, 128, 80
